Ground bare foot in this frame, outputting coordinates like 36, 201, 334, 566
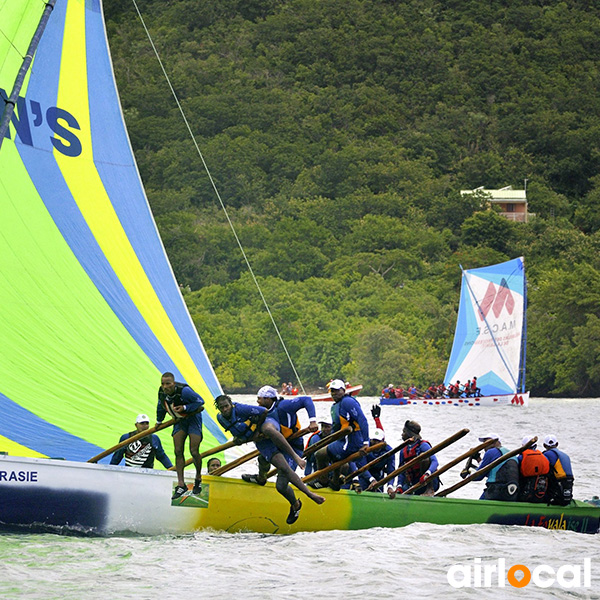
309, 492, 326, 505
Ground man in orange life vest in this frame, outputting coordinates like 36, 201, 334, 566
518, 436, 551, 503
394, 420, 439, 495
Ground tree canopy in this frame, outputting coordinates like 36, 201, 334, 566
105, 0, 600, 396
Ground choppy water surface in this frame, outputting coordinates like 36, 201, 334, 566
1, 398, 599, 600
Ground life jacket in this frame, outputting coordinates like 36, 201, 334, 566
158, 382, 190, 419
400, 439, 432, 485
519, 449, 551, 503
520, 449, 550, 477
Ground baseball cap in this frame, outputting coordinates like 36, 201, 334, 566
478, 433, 500, 442
257, 385, 278, 398
522, 435, 537, 448
329, 379, 346, 391
371, 428, 385, 442
136, 414, 150, 424
543, 434, 558, 448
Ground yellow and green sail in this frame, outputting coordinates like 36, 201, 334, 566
0, 0, 226, 462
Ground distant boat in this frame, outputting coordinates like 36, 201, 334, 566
282, 384, 363, 402
382, 258, 530, 407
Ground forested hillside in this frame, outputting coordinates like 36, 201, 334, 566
103, 0, 600, 396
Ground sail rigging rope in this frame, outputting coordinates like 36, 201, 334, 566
130, 0, 306, 394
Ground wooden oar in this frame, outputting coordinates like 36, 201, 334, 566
303, 426, 352, 456
374, 428, 470, 490
302, 441, 387, 484
403, 438, 495, 495
264, 426, 353, 480
167, 439, 238, 471
435, 437, 537, 498
342, 438, 412, 484
87, 418, 177, 463
212, 426, 312, 476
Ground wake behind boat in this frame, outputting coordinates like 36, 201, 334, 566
381, 258, 530, 408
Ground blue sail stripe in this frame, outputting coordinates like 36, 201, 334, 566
0, 393, 105, 462
85, 7, 222, 397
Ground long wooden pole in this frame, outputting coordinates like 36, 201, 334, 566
374, 428, 470, 490
87, 418, 177, 463
167, 439, 238, 471
342, 439, 412, 484
435, 437, 537, 497
211, 426, 312, 476
302, 441, 387, 484
403, 438, 495, 495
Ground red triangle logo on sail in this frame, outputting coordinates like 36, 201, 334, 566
477, 278, 515, 321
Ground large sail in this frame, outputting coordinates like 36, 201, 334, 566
0, 0, 226, 462
444, 257, 527, 396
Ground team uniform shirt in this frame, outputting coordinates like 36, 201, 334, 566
266, 395, 316, 454
156, 382, 205, 436
364, 442, 395, 490
543, 448, 573, 478
110, 432, 173, 469
304, 431, 324, 475
216, 402, 267, 443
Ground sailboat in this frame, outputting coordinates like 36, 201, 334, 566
381, 258, 530, 407
2, 2, 596, 536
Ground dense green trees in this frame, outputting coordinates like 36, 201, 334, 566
105, 0, 600, 396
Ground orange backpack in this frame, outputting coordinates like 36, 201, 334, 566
520, 449, 550, 477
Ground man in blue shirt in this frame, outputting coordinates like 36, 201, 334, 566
543, 434, 574, 506
244, 385, 319, 483
110, 413, 173, 469
215, 394, 325, 524
469, 433, 519, 501
314, 379, 375, 491
156, 372, 205, 500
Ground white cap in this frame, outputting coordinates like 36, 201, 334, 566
522, 436, 537, 448
257, 385, 278, 398
329, 379, 346, 391
543, 434, 558, 448
136, 414, 150, 423
478, 433, 500, 442
371, 428, 385, 442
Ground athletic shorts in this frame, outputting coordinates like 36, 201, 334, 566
327, 436, 363, 461
255, 438, 296, 470
172, 413, 203, 437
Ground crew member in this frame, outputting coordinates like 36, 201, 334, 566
110, 414, 173, 469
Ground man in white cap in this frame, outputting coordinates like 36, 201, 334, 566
110, 414, 173, 469
243, 384, 318, 485
542, 435, 574, 506
467, 433, 519, 501
313, 379, 374, 491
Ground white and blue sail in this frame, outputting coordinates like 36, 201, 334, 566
444, 257, 527, 397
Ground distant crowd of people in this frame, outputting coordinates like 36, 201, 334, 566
381, 378, 481, 400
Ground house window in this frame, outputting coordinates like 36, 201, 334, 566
506, 203, 516, 212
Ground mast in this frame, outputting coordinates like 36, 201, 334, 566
0, 0, 56, 151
